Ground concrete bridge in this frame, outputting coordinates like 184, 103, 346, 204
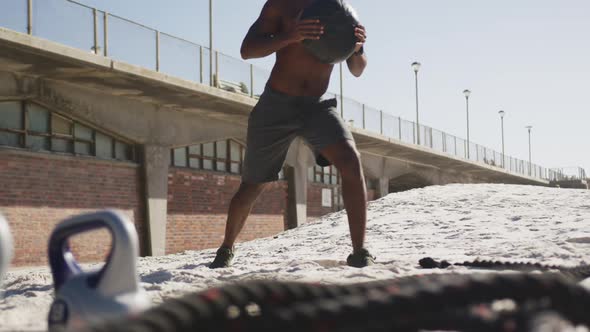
0, 27, 552, 256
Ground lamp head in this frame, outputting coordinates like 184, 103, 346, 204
499, 110, 505, 117
463, 89, 471, 98
411, 62, 421, 73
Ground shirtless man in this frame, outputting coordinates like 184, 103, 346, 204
210, 0, 373, 268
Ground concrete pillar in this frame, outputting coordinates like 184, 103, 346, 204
285, 139, 313, 228
378, 177, 390, 199
143, 145, 170, 256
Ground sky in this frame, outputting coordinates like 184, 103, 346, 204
4, 0, 589, 174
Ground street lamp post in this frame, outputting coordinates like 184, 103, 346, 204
463, 89, 471, 158
526, 125, 533, 175
499, 110, 506, 168
412, 62, 421, 145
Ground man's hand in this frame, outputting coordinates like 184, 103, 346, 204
347, 24, 367, 77
284, 19, 325, 43
353, 25, 367, 53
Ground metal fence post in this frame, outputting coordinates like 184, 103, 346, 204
250, 64, 254, 98
379, 111, 383, 134
155, 31, 160, 72
199, 46, 203, 84
103, 12, 109, 56
27, 0, 33, 35
215, 51, 219, 87
92, 8, 98, 54
398, 117, 402, 140
362, 104, 366, 129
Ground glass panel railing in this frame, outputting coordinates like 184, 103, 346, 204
342, 97, 363, 128
201, 47, 214, 87
432, 129, 444, 153
363, 106, 381, 133
477, 145, 486, 163
159, 33, 201, 83
400, 119, 415, 144
551, 167, 586, 180
108, 14, 157, 70
445, 134, 456, 156
495, 152, 503, 168
420, 126, 430, 148
381, 113, 398, 140
252, 67, 270, 99
489, 150, 497, 166
0, 0, 27, 33
217, 52, 252, 96
456, 137, 467, 159
323, 92, 338, 100
33, 0, 94, 51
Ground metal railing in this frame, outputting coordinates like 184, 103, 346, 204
0, 0, 580, 182
548, 167, 587, 182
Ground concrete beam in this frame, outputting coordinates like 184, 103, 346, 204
361, 152, 413, 180
142, 145, 170, 256
29, 77, 247, 147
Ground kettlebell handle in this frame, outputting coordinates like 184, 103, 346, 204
48, 210, 140, 295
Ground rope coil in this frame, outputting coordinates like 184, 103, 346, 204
84, 272, 590, 332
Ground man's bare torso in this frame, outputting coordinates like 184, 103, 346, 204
268, 0, 334, 97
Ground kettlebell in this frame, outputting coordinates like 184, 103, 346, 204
47, 210, 150, 332
0, 213, 13, 284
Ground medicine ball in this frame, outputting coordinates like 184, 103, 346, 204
301, 0, 360, 64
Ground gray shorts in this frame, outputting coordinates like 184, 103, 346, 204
242, 86, 354, 184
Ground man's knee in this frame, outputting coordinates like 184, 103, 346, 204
333, 144, 362, 178
233, 182, 268, 205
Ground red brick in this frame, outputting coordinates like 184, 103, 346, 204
166, 168, 288, 254
0, 150, 145, 266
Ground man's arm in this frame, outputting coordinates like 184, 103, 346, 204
241, 0, 324, 59
347, 25, 367, 77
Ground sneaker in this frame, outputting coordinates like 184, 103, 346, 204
209, 246, 235, 269
346, 248, 375, 268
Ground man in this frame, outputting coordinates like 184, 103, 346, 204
210, 0, 373, 268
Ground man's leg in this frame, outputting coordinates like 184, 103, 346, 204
319, 140, 367, 253
221, 182, 268, 248
210, 182, 267, 268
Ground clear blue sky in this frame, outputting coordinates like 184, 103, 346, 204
12, 0, 590, 173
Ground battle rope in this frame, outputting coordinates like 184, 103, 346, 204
84, 272, 590, 332
419, 257, 590, 281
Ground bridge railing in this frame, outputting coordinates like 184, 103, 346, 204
1, 0, 576, 182
548, 167, 587, 182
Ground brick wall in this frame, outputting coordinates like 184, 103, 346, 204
166, 168, 288, 254
307, 183, 339, 220
0, 149, 145, 266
